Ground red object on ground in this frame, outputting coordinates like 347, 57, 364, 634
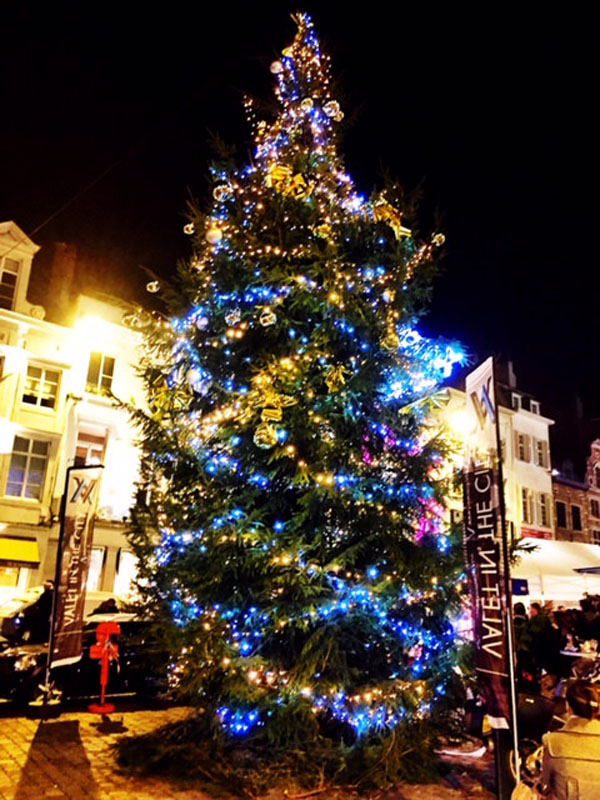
88, 620, 121, 714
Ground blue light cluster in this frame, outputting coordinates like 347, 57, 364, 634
217, 706, 262, 736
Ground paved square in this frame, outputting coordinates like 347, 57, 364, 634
0, 706, 493, 799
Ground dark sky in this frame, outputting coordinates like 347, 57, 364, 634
2, 3, 598, 457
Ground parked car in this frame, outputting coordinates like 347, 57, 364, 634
0, 586, 126, 645
0, 612, 168, 705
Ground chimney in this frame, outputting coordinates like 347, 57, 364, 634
507, 360, 517, 389
46, 242, 77, 324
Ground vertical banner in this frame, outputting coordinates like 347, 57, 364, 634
50, 466, 102, 668
463, 357, 512, 728
463, 467, 511, 725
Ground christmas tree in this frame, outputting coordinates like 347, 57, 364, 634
128, 12, 466, 790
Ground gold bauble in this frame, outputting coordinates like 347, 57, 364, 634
270, 60, 284, 75
206, 226, 223, 245
432, 232, 446, 247
300, 97, 314, 111
146, 281, 160, 293
254, 423, 279, 449
183, 222, 195, 235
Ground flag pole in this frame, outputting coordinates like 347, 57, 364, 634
492, 361, 520, 790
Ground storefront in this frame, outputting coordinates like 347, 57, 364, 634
0, 535, 40, 603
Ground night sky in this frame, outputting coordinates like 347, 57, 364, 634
2, 3, 598, 463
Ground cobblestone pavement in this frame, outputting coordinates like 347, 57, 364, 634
0, 705, 495, 799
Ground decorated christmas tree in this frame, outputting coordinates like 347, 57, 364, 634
127, 12, 466, 791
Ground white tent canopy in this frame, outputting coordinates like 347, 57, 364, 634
511, 538, 600, 606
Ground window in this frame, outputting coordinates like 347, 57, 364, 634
537, 493, 551, 527
22, 365, 60, 409
5, 435, 49, 499
86, 353, 115, 395
571, 505, 583, 531
556, 501, 567, 528
114, 549, 137, 597
0, 257, 19, 310
592, 530, 600, 546
595, 466, 600, 489
591, 499, 600, 519
534, 438, 549, 469
516, 432, 531, 462
75, 432, 106, 467
530, 400, 540, 415
521, 487, 534, 524
512, 393, 522, 410
86, 547, 106, 592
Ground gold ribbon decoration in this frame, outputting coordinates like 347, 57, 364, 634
373, 199, 412, 240
381, 329, 400, 351
265, 163, 313, 199
261, 406, 283, 422
265, 163, 293, 192
325, 365, 347, 393
254, 422, 279, 449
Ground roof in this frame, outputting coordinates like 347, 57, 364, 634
0, 221, 40, 255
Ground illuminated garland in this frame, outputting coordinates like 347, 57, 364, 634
136, 12, 466, 745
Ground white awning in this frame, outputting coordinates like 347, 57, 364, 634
512, 538, 600, 605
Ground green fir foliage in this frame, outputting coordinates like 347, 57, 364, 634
123, 11, 467, 794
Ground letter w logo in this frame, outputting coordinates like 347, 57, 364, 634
470, 378, 496, 429
70, 477, 97, 504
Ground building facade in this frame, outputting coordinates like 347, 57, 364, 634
440, 366, 554, 541
553, 439, 600, 545
0, 222, 144, 603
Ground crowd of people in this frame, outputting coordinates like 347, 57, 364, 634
509, 596, 600, 799
514, 595, 600, 692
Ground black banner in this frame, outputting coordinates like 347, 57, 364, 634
50, 467, 102, 668
463, 467, 511, 726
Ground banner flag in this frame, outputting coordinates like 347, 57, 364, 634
463, 357, 512, 729
463, 467, 511, 725
50, 466, 103, 668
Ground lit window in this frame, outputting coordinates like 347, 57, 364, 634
22, 365, 60, 409
538, 493, 551, 527
556, 501, 567, 528
86, 353, 115, 395
86, 547, 105, 592
521, 487, 534, 524
75, 432, 106, 466
5, 435, 49, 499
572, 505, 583, 531
0, 257, 19, 310
592, 530, 600, 546
114, 549, 137, 597
534, 438, 549, 469
516, 432, 531, 462
591, 499, 600, 519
